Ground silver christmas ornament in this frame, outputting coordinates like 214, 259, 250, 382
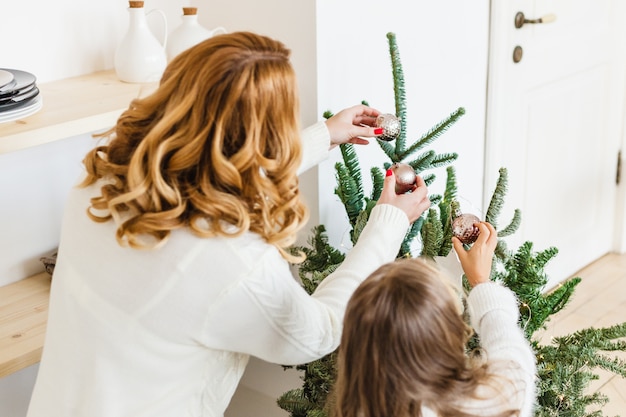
390, 162, 417, 194
451, 213, 481, 244
374, 113, 401, 141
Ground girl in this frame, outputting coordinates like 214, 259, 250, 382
334, 222, 536, 417
26, 31, 430, 417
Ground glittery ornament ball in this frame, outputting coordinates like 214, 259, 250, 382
451, 213, 481, 244
374, 113, 401, 141
390, 162, 417, 194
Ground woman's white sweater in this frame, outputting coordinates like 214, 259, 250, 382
26, 122, 411, 417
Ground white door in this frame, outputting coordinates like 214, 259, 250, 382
485, 1, 626, 288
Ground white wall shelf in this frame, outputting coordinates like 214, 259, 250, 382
0, 70, 155, 155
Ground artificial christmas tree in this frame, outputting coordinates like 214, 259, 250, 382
277, 32, 626, 417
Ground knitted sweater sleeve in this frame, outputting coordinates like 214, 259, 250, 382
466, 283, 537, 417
201, 204, 409, 365
298, 121, 330, 175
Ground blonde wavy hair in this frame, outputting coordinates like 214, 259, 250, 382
333, 258, 524, 417
81, 31, 308, 261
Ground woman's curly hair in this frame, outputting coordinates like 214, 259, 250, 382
81, 31, 308, 262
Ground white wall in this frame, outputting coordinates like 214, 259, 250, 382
0, 1, 489, 416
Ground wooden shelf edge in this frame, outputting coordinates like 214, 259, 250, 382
0, 347, 44, 379
0, 70, 155, 155
0, 110, 122, 154
0, 272, 51, 378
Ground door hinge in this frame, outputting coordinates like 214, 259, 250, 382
617, 150, 622, 186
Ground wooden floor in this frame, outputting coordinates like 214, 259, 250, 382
536, 252, 626, 415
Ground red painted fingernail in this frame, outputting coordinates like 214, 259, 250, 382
386, 169, 393, 177
374, 128, 384, 135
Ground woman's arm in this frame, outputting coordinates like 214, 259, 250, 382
200, 204, 410, 365
298, 121, 331, 175
201, 172, 429, 365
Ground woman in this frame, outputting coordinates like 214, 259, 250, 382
26, 32, 430, 417
334, 222, 537, 417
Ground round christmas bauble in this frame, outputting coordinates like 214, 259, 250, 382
451, 213, 481, 244
390, 162, 417, 194
374, 113, 401, 141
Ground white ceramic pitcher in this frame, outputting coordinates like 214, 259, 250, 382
166, 7, 227, 62
114, 0, 168, 83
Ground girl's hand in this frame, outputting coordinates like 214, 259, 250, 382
377, 169, 430, 224
452, 221, 498, 287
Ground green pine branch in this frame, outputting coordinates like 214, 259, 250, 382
339, 144, 364, 199
408, 150, 436, 172
535, 323, 626, 416
276, 388, 316, 417
419, 166, 458, 257
420, 208, 444, 257
387, 32, 407, 153
429, 152, 459, 168
429, 193, 443, 207
399, 107, 465, 160
370, 166, 385, 201
399, 217, 424, 258
291, 225, 345, 295
351, 206, 372, 245
485, 167, 522, 237
422, 173, 436, 187
443, 166, 458, 203
543, 277, 582, 318
334, 162, 363, 226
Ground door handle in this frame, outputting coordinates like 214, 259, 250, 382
514, 12, 556, 29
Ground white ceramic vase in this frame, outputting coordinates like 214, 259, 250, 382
114, 1, 168, 83
166, 7, 226, 62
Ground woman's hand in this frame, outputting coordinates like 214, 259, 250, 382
377, 169, 430, 224
324, 104, 382, 149
452, 221, 498, 287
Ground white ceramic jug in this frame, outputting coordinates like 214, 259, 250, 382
114, 1, 168, 83
166, 7, 226, 62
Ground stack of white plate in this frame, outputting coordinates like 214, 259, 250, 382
0, 68, 43, 124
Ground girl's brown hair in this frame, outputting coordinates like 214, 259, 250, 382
81, 31, 307, 261
333, 258, 522, 417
